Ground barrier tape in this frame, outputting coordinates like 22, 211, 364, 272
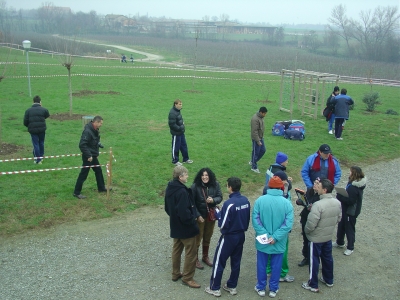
1, 164, 105, 175
0, 152, 108, 163
106, 163, 110, 177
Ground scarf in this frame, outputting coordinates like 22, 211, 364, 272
311, 152, 336, 184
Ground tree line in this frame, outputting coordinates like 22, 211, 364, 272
0, 1, 399, 63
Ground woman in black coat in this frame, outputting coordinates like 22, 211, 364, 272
191, 168, 222, 269
334, 166, 367, 256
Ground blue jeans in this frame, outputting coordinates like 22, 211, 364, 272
251, 139, 266, 169
328, 113, 335, 130
31, 132, 45, 163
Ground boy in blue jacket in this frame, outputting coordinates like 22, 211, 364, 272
253, 176, 294, 298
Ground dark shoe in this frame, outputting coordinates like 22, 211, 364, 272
172, 273, 183, 282
298, 258, 309, 267
73, 194, 86, 199
98, 188, 112, 193
182, 279, 200, 288
196, 259, 204, 270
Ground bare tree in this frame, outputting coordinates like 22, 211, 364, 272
328, 4, 353, 55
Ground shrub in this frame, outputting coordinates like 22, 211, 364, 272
362, 92, 380, 112
385, 109, 399, 115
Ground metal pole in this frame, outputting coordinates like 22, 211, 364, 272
26, 50, 31, 97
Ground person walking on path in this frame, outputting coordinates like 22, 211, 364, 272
250, 107, 268, 173
330, 88, 354, 140
191, 167, 223, 269
326, 86, 340, 134
334, 166, 367, 256
253, 176, 294, 298
168, 99, 193, 166
23, 95, 50, 164
73, 116, 107, 199
302, 178, 342, 293
165, 165, 201, 289
205, 177, 250, 297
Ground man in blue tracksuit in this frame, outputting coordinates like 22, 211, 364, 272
205, 177, 250, 297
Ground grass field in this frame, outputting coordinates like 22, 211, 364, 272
0, 46, 399, 235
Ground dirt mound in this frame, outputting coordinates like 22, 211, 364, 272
0, 142, 24, 155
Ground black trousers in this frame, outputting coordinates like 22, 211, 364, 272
336, 211, 357, 250
74, 156, 105, 194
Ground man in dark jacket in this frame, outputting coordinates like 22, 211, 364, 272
330, 88, 354, 140
73, 116, 106, 199
168, 99, 192, 166
165, 166, 201, 288
326, 86, 339, 134
23, 95, 50, 164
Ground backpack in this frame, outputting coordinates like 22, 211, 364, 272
288, 123, 305, 134
284, 129, 305, 140
272, 122, 286, 136
323, 107, 332, 121
272, 120, 293, 136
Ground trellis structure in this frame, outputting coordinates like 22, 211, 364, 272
280, 69, 339, 119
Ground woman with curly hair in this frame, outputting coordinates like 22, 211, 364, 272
333, 166, 367, 256
191, 167, 223, 269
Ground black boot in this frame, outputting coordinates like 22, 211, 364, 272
298, 258, 309, 267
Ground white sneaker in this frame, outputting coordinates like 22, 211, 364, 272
302, 282, 319, 293
320, 277, 334, 287
328, 130, 333, 134
332, 241, 345, 248
173, 162, 182, 166
255, 286, 265, 296
336, 137, 343, 140
205, 286, 221, 297
344, 249, 354, 256
269, 290, 279, 298
183, 160, 193, 164
251, 168, 260, 173
249, 161, 252, 165
280, 275, 294, 282
223, 284, 237, 295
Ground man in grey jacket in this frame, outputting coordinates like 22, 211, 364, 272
250, 107, 267, 173
302, 178, 341, 293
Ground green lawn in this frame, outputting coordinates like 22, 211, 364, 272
0, 47, 399, 235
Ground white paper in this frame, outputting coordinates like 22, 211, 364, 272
335, 187, 348, 197
256, 234, 270, 244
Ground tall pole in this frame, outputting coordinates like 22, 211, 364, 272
26, 50, 31, 97
23, 40, 32, 97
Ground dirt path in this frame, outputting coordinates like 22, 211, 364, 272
0, 159, 399, 299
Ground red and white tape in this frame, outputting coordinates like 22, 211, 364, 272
1, 164, 105, 176
0, 152, 108, 163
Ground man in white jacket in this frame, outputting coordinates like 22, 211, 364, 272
302, 178, 341, 293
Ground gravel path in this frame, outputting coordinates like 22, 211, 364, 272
1, 159, 399, 300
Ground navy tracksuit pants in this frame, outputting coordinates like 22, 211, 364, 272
171, 134, 189, 164
209, 232, 245, 291
308, 241, 334, 288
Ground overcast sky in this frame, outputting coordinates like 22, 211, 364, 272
11, 0, 399, 25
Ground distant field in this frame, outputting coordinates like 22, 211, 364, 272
81, 34, 400, 80
0, 46, 399, 235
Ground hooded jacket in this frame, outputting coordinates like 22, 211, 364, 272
164, 179, 199, 239
331, 94, 354, 119
305, 193, 342, 243
337, 177, 367, 217
252, 189, 294, 254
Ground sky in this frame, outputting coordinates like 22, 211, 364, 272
10, 0, 400, 25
